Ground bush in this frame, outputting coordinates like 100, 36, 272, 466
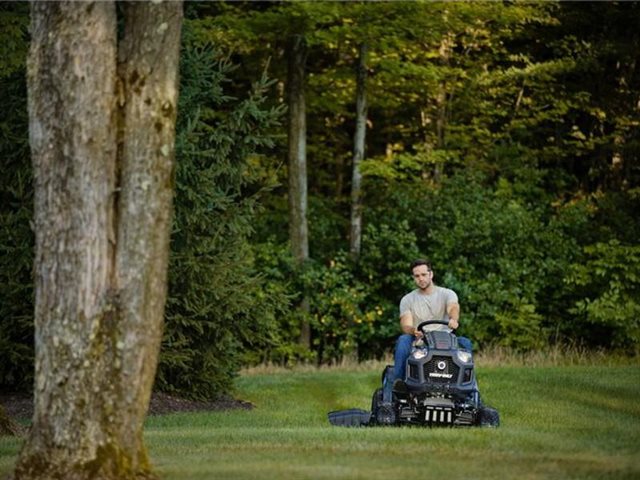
566, 240, 640, 351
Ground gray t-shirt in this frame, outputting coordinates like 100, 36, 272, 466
399, 286, 459, 332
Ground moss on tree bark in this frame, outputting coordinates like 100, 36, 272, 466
14, 2, 182, 479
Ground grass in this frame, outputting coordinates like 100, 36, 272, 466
1, 363, 640, 479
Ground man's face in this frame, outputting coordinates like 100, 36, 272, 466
412, 264, 433, 290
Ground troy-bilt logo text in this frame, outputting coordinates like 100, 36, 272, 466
429, 372, 453, 379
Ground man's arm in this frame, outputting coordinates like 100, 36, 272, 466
447, 302, 460, 329
400, 312, 421, 337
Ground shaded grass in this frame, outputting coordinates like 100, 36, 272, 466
1, 365, 639, 479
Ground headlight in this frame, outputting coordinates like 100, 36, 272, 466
457, 350, 472, 363
412, 349, 427, 360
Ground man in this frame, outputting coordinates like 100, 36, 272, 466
393, 259, 472, 383
376, 259, 472, 424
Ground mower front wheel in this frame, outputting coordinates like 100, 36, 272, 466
478, 406, 500, 427
371, 387, 397, 425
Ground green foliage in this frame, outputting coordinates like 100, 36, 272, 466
0, 3, 29, 79
0, 165, 33, 389
0, 165, 32, 389
494, 304, 546, 351
245, 239, 313, 365
397, 170, 582, 351
0, 4, 32, 391
355, 222, 421, 345
156, 34, 288, 399
302, 222, 421, 363
251, 218, 422, 365
566, 241, 640, 351
1, 0, 639, 396
303, 253, 368, 362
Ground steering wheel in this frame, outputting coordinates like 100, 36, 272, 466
416, 320, 450, 335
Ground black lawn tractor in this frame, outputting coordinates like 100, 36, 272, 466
328, 320, 499, 427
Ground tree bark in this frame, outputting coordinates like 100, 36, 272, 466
349, 42, 368, 261
433, 33, 454, 183
286, 34, 311, 348
15, 2, 182, 479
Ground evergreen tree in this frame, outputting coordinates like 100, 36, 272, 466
157, 31, 287, 399
0, 2, 32, 391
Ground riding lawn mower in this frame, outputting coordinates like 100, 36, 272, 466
328, 320, 500, 427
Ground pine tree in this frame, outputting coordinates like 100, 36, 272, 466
157, 36, 287, 399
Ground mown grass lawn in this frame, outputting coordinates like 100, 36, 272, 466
1, 364, 639, 479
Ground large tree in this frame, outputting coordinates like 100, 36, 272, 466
14, 2, 182, 479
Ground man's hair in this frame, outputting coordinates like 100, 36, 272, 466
410, 259, 432, 273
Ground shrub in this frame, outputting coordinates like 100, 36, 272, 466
566, 240, 640, 351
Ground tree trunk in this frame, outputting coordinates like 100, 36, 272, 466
286, 34, 311, 348
349, 42, 368, 262
434, 33, 454, 183
15, 2, 182, 479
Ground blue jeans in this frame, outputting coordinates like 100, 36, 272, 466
393, 334, 473, 382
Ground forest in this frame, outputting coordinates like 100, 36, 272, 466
1, 1, 639, 403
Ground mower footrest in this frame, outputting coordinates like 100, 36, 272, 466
328, 408, 371, 427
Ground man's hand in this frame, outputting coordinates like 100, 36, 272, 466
413, 329, 424, 338
446, 303, 460, 330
